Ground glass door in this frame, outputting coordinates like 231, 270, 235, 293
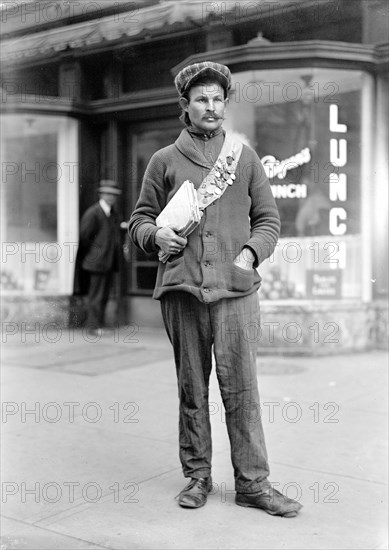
124, 119, 183, 295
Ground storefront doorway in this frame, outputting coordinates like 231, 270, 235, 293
122, 118, 182, 325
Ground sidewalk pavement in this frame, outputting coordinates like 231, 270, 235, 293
1, 326, 388, 550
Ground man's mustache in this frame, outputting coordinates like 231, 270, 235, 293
203, 113, 224, 120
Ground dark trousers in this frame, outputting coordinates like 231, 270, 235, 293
160, 291, 270, 494
85, 271, 113, 328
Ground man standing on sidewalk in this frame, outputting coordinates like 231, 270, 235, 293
129, 61, 302, 517
74, 180, 122, 335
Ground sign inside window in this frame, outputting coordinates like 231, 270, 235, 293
256, 90, 361, 238
306, 269, 342, 299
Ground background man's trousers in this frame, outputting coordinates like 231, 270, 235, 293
85, 271, 113, 329
161, 291, 270, 494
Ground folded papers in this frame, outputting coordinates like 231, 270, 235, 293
156, 180, 202, 263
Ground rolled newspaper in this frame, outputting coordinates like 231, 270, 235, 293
156, 180, 201, 263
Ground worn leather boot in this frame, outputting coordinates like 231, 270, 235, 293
236, 487, 303, 517
177, 477, 213, 508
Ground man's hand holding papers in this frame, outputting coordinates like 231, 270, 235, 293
155, 226, 187, 259
155, 180, 202, 263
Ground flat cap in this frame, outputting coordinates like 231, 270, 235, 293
174, 61, 231, 96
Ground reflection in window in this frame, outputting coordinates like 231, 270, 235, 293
5, 132, 58, 243
0, 114, 78, 294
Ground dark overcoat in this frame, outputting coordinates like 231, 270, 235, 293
73, 203, 120, 296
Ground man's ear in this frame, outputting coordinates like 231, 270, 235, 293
179, 97, 189, 111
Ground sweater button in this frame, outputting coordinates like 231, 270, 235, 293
203, 287, 210, 293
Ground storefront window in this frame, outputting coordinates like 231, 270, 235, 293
1, 114, 79, 294
226, 68, 366, 300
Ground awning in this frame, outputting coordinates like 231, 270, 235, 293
0, 0, 306, 64
1, 0, 234, 63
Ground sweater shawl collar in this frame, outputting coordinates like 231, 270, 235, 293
174, 128, 225, 170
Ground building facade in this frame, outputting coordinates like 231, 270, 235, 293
1, 0, 388, 353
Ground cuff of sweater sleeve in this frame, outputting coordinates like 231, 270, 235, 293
242, 245, 258, 268
244, 240, 277, 268
148, 225, 161, 252
133, 223, 161, 254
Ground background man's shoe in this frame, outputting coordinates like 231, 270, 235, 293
236, 487, 303, 517
177, 477, 213, 508
85, 327, 110, 338
85, 327, 102, 337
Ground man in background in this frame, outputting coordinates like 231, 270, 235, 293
74, 180, 122, 335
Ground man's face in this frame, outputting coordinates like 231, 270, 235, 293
100, 192, 118, 207
180, 82, 227, 133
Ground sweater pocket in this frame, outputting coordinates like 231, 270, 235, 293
226, 264, 256, 292
161, 254, 185, 286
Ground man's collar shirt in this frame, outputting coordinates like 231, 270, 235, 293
99, 198, 111, 217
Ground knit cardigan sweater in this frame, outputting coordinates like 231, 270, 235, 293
129, 128, 281, 303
